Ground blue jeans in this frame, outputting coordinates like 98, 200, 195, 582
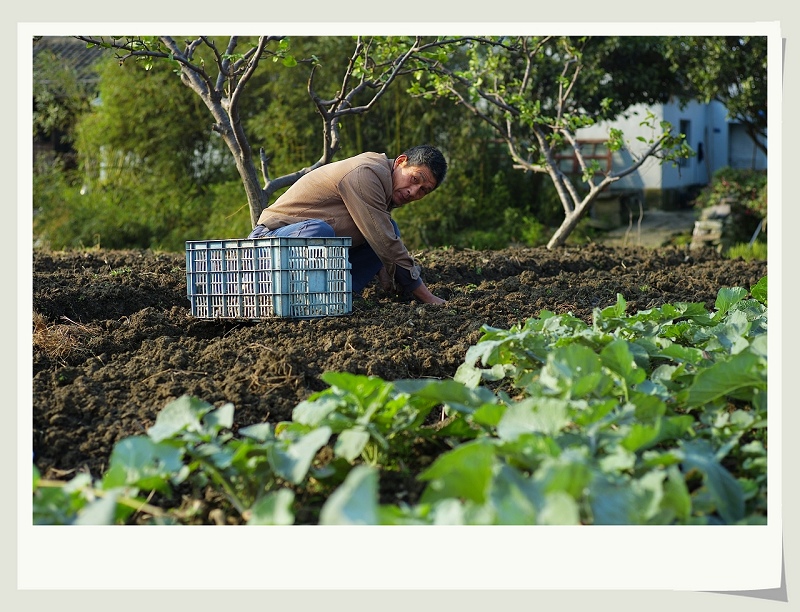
247, 219, 397, 294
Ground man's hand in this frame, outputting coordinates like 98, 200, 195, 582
411, 283, 446, 305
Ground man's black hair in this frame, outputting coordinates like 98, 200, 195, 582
402, 144, 448, 189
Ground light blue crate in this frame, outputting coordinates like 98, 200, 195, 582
186, 237, 352, 319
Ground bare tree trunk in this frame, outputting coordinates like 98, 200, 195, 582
547, 207, 588, 249
240, 161, 269, 227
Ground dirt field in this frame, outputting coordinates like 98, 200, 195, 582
31, 240, 767, 522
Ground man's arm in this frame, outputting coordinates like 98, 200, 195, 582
338, 165, 420, 278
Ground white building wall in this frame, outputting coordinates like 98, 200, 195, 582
703, 101, 732, 177
576, 103, 666, 191
728, 123, 768, 170
575, 99, 738, 192
662, 100, 712, 189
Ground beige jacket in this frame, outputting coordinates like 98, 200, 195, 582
256, 152, 420, 282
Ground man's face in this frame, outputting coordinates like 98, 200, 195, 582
391, 155, 437, 207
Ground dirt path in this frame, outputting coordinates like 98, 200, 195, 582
598, 209, 698, 248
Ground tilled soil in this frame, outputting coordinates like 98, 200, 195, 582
31, 243, 767, 515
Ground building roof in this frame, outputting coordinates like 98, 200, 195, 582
32, 36, 107, 82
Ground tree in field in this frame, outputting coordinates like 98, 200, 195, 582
665, 36, 768, 156
65, 53, 231, 250
410, 36, 693, 249
75, 35, 431, 227
33, 42, 103, 170
33, 40, 107, 247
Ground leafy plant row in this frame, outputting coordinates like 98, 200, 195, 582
33, 277, 768, 525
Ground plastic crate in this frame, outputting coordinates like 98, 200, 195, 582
186, 237, 352, 319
